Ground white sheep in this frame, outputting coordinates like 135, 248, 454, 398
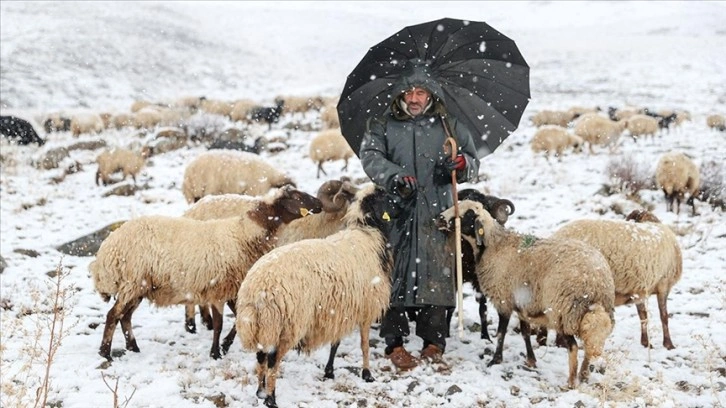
625, 114, 660, 141
573, 114, 626, 154
279, 95, 326, 114
706, 114, 725, 131
180, 178, 358, 335
95, 148, 146, 186
111, 112, 135, 129
530, 125, 583, 159
655, 151, 700, 215
235, 184, 392, 407
530, 110, 576, 127
308, 128, 354, 178
551, 210, 682, 349
70, 113, 105, 137
229, 99, 257, 122
130, 100, 153, 113
181, 150, 295, 203
200, 99, 235, 117
437, 201, 615, 389
89, 185, 323, 361
319, 103, 340, 129
133, 107, 163, 130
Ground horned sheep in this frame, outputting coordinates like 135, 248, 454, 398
308, 128, 354, 178
235, 184, 393, 408
530, 125, 583, 159
437, 201, 615, 389
95, 148, 146, 186
181, 150, 295, 203
89, 186, 323, 361
655, 151, 700, 215
551, 210, 682, 350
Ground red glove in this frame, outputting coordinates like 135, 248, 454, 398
444, 154, 466, 172
397, 175, 417, 198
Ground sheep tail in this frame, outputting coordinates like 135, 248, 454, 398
236, 298, 285, 353
579, 304, 613, 359
89, 260, 116, 302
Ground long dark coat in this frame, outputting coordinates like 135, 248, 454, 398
359, 65, 480, 307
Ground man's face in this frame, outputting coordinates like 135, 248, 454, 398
402, 87, 431, 116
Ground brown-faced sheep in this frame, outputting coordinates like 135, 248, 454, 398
706, 114, 725, 131
551, 210, 682, 350
181, 150, 295, 203
95, 148, 146, 186
530, 125, 583, 159
573, 114, 626, 154
437, 201, 615, 389
235, 184, 393, 408
309, 128, 354, 178
655, 151, 700, 215
180, 178, 358, 336
89, 186, 323, 361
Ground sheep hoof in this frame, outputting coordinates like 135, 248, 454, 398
487, 357, 502, 367
99, 350, 112, 362
210, 349, 222, 360
481, 332, 491, 341
362, 369, 375, 383
323, 370, 334, 380
185, 321, 197, 334
263, 395, 277, 408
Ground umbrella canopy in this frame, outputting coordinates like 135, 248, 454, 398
337, 17, 530, 159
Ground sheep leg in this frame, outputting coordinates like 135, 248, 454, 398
209, 302, 224, 360
341, 159, 349, 172
323, 342, 340, 380
255, 351, 268, 399
200, 304, 214, 330
488, 312, 511, 367
316, 162, 327, 179
100, 299, 127, 360
635, 302, 651, 348
535, 327, 548, 346
265, 344, 291, 408
564, 334, 578, 389
519, 320, 537, 368
479, 297, 491, 341
656, 291, 675, 350
119, 297, 142, 353
221, 300, 238, 354
185, 304, 197, 333
359, 323, 374, 382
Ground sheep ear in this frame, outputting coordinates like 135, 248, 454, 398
475, 219, 485, 246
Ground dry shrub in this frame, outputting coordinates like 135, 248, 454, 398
698, 160, 725, 210
606, 155, 655, 198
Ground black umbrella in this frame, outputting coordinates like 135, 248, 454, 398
337, 17, 530, 159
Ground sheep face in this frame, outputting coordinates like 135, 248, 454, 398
344, 185, 395, 235
317, 178, 359, 212
457, 189, 515, 225
436, 200, 490, 246
274, 186, 323, 223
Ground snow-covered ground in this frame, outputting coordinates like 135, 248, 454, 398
1, 2, 725, 407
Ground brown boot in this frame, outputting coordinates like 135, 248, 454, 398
386, 346, 418, 371
420, 344, 444, 363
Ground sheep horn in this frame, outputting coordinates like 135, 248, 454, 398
317, 180, 345, 212
490, 199, 515, 225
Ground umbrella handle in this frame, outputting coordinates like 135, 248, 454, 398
443, 135, 465, 339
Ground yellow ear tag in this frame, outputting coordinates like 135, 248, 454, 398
300, 208, 310, 217
478, 227, 484, 236
382, 211, 391, 221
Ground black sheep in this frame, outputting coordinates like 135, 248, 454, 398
1, 116, 45, 146
249, 98, 285, 129
208, 137, 266, 154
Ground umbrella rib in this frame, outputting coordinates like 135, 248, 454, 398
436, 38, 525, 66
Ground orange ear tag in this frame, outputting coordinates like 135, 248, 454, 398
300, 208, 310, 217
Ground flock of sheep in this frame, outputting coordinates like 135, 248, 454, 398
2, 94, 720, 407
528, 105, 721, 216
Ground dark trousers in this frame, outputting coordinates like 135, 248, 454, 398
380, 305, 451, 352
